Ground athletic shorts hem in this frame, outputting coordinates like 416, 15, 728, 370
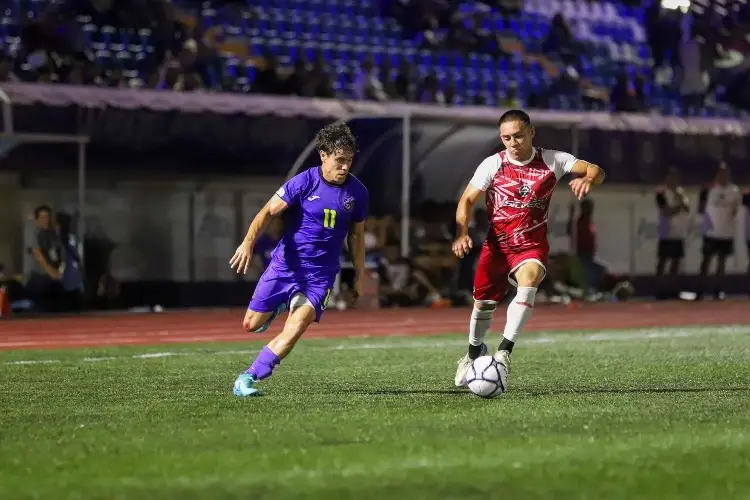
657, 239, 685, 259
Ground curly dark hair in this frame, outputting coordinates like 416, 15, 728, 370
315, 122, 357, 156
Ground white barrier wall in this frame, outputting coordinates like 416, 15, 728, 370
547, 186, 749, 274
20, 183, 749, 281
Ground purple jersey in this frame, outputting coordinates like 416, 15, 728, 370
253, 235, 277, 268
271, 166, 369, 275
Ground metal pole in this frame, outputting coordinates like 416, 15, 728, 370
0, 88, 14, 134
77, 140, 86, 262
569, 125, 579, 255
400, 113, 411, 257
628, 201, 636, 274
571, 124, 579, 157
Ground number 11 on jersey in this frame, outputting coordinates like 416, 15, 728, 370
323, 208, 337, 228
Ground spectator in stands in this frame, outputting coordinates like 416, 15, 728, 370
250, 50, 283, 95
26, 205, 64, 313
611, 73, 645, 112
67, 60, 85, 85
283, 57, 308, 96
417, 73, 445, 104
353, 57, 389, 101
56, 212, 84, 312
548, 65, 583, 107
679, 34, 709, 109
419, 13, 448, 49
633, 75, 647, 110
493, 0, 523, 16
307, 52, 335, 98
542, 14, 580, 66
502, 84, 521, 108
445, 12, 481, 54
443, 75, 459, 106
104, 64, 127, 88
391, 60, 415, 102
0, 52, 19, 82
157, 57, 185, 90
468, 11, 508, 58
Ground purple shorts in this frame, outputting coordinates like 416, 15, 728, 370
248, 262, 336, 322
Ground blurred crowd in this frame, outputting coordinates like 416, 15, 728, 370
1, 0, 747, 113
643, 0, 750, 112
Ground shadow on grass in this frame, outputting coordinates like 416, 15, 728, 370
328, 387, 750, 397
521, 387, 750, 396
334, 389, 469, 396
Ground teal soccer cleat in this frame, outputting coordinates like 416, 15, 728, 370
252, 303, 287, 334
233, 374, 260, 397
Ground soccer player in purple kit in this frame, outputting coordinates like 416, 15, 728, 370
228, 123, 369, 397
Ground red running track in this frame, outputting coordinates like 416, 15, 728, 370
0, 300, 748, 350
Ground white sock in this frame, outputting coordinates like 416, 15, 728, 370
469, 305, 495, 347
503, 287, 537, 343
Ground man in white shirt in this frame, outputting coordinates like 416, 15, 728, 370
697, 163, 741, 300
654, 168, 690, 299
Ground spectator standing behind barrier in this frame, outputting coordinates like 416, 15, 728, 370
696, 163, 741, 300
567, 199, 602, 296
654, 168, 690, 299
26, 205, 63, 313
56, 212, 84, 312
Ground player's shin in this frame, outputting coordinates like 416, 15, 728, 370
245, 345, 281, 380
500, 287, 537, 352
469, 303, 495, 359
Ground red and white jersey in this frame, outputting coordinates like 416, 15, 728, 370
469, 147, 578, 252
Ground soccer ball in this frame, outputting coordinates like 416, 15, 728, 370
466, 355, 507, 398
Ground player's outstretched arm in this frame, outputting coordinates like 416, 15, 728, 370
347, 221, 367, 299
453, 184, 483, 258
229, 195, 289, 274
568, 160, 605, 200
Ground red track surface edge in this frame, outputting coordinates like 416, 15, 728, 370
0, 300, 748, 351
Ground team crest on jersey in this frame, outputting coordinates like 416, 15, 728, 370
517, 184, 532, 197
342, 194, 355, 212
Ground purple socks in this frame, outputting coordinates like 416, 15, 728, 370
245, 346, 280, 380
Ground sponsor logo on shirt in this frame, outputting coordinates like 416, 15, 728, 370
342, 195, 355, 212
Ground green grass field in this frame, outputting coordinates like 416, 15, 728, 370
2, 326, 750, 499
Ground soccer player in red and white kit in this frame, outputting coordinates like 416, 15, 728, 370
452, 110, 605, 389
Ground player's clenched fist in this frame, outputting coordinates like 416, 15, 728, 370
452, 235, 473, 258
229, 240, 254, 274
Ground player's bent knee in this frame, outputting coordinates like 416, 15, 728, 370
515, 261, 546, 287
242, 311, 270, 332
474, 299, 497, 312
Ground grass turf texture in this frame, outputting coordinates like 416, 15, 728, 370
2, 326, 750, 500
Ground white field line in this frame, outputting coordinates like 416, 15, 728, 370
4, 325, 749, 366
